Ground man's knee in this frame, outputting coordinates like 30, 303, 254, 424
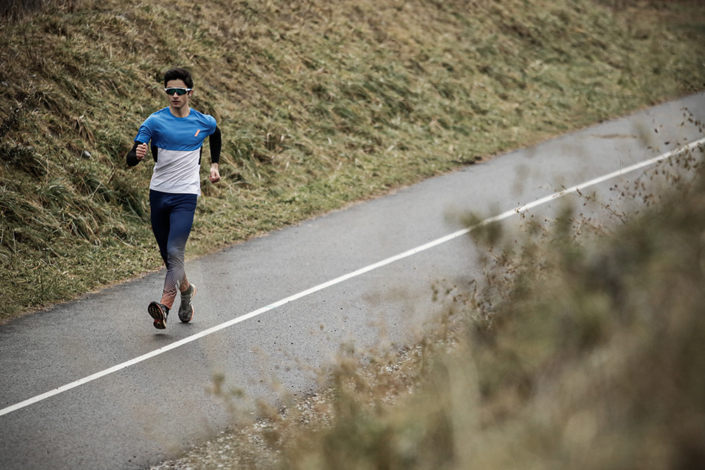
166, 246, 185, 264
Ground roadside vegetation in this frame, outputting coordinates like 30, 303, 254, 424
0, 0, 84, 19
155, 138, 705, 469
1, 0, 704, 321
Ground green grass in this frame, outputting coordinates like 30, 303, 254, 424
1, 0, 704, 321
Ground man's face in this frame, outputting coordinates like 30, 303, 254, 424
165, 79, 192, 110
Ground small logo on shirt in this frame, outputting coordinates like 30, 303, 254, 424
194, 129, 201, 137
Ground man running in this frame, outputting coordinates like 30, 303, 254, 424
126, 67, 222, 329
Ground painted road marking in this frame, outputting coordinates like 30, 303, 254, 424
1, 138, 703, 418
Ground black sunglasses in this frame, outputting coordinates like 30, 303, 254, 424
165, 87, 192, 96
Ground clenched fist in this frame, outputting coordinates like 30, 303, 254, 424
136, 143, 148, 161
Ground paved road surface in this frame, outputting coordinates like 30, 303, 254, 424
1, 93, 704, 469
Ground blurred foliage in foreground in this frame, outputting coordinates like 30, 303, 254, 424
158, 143, 705, 469
283, 145, 705, 469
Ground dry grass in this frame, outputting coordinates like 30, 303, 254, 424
0, 0, 86, 20
0, 0, 704, 321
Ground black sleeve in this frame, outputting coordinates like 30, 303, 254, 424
126, 141, 145, 167
209, 126, 222, 165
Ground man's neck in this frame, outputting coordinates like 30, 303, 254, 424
169, 105, 191, 118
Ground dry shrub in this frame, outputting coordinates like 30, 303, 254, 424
266, 145, 705, 469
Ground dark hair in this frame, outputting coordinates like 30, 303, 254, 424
163, 68, 194, 88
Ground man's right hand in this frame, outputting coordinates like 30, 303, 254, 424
136, 143, 148, 160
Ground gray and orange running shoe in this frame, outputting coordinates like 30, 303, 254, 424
178, 283, 197, 323
148, 301, 169, 329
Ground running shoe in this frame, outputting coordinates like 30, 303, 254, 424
148, 301, 169, 329
178, 283, 197, 323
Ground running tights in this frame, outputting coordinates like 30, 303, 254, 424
149, 190, 197, 309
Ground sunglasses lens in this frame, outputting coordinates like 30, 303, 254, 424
165, 88, 187, 96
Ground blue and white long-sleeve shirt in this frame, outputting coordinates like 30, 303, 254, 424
128, 107, 219, 196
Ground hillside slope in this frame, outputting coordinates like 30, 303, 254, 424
1, 0, 704, 320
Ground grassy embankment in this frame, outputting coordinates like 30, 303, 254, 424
1, 0, 704, 321
155, 129, 705, 469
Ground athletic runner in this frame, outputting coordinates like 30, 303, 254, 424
126, 68, 222, 329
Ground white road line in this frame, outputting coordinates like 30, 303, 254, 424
1, 138, 703, 418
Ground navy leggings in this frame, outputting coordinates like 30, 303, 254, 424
149, 190, 197, 309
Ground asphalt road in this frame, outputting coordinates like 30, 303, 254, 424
1, 93, 704, 469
